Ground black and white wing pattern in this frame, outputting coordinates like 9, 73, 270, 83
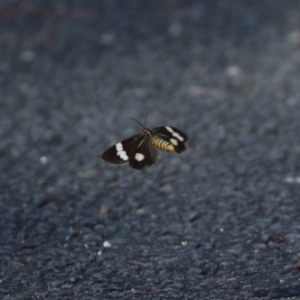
129, 137, 158, 170
101, 134, 144, 165
151, 126, 188, 153
101, 124, 188, 170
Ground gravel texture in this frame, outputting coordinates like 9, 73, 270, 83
1, 0, 300, 299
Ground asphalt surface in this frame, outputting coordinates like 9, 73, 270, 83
1, 1, 300, 299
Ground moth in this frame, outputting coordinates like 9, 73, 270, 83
101, 119, 188, 170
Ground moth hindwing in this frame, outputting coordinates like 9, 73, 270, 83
101, 125, 188, 170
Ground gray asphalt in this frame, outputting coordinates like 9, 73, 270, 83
1, 1, 300, 299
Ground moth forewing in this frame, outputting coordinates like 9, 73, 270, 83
129, 139, 158, 170
101, 134, 143, 165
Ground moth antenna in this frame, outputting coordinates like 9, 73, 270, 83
128, 118, 145, 129
144, 114, 148, 128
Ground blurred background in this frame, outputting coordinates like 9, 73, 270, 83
1, 0, 300, 188
1, 1, 300, 299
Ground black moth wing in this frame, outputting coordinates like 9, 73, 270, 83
129, 138, 158, 170
101, 134, 144, 165
151, 126, 188, 153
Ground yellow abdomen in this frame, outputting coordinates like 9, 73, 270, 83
151, 137, 174, 152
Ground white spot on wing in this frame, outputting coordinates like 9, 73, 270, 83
135, 153, 145, 161
116, 143, 123, 151
170, 138, 178, 146
165, 126, 184, 142
173, 132, 184, 141
165, 126, 174, 133
116, 143, 129, 161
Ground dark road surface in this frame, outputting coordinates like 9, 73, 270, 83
0, 1, 300, 299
